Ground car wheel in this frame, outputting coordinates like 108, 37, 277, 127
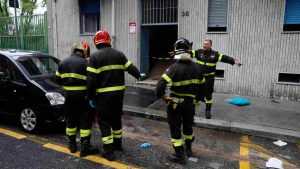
19, 108, 40, 133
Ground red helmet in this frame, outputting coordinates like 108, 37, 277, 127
94, 30, 111, 46
71, 41, 90, 58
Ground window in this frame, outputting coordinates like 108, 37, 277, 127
215, 69, 225, 78
0, 57, 9, 77
79, 0, 100, 34
278, 73, 300, 84
7, 62, 24, 83
142, 0, 178, 25
17, 56, 58, 77
284, 0, 300, 31
207, 0, 228, 32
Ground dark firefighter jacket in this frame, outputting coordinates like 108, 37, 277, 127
156, 56, 205, 101
87, 46, 140, 98
56, 52, 88, 91
192, 49, 235, 76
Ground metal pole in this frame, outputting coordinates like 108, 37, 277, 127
14, 0, 19, 49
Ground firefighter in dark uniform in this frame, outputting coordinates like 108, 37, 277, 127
157, 38, 205, 164
87, 30, 141, 161
56, 41, 99, 157
192, 39, 243, 119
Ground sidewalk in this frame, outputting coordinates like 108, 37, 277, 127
123, 86, 300, 143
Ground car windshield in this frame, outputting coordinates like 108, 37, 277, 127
17, 56, 58, 77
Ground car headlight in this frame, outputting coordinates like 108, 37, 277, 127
45, 92, 65, 105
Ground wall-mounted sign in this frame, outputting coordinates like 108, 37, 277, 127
8, 24, 14, 35
129, 22, 136, 34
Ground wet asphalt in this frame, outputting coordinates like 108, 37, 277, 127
0, 114, 299, 169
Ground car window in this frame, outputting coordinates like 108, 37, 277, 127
17, 56, 58, 77
7, 61, 24, 83
0, 57, 9, 76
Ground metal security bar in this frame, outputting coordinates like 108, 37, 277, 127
142, 0, 178, 25
0, 14, 48, 53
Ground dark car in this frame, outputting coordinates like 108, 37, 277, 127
0, 49, 65, 133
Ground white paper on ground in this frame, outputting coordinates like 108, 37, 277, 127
266, 157, 284, 169
273, 140, 287, 147
188, 157, 198, 162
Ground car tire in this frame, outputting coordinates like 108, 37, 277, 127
19, 107, 41, 133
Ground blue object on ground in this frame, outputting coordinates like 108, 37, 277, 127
228, 97, 251, 106
89, 100, 96, 108
140, 142, 151, 148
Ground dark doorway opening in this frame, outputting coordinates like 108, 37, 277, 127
140, 25, 177, 81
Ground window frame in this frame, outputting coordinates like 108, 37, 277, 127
79, 0, 100, 35
277, 72, 300, 85
206, 0, 229, 34
282, 0, 300, 33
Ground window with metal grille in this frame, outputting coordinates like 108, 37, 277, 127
278, 73, 300, 84
79, 0, 100, 34
207, 0, 228, 32
142, 0, 178, 25
283, 0, 300, 31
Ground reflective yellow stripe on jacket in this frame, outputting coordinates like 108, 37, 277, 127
55, 71, 61, 77
204, 72, 215, 76
62, 86, 87, 91
60, 73, 87, 80
218, 54, 223, 61
196, 60, 216, 66
87, 60, 132, 74
96, 85, 125, 93
169, 90, 196, 98
162, 74, 172, 83
172, 78, 205, 86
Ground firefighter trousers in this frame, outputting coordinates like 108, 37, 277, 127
64, 91, 93, 137
96, 92, 124, 147
204, 75, 215, 110
167, 99, 195, 148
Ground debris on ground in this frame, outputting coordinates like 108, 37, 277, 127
273, 140, 287, 147
227, 97, 251, 106
140, 142, 151, 148
188, 157, 198, 163
266, 157, 284, 169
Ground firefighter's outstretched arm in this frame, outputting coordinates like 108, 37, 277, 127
218, 52, 243, 67
122, 55, 141, 80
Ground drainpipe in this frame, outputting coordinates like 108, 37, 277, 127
52, 0, 58, 58
111, 0, 116, 48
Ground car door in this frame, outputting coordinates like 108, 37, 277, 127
0, 55, 12, 114
0, 55, 27, 115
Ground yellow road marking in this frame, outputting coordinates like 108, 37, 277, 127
239, 135, 250, 169
44, 143, 140, 169
0, 128, 27, 139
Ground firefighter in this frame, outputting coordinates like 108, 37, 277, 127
157, 38, 205, 164
192, 39, 243, 119
87, 30, 141, 161
56, 41, 99, 157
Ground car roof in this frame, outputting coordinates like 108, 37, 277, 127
0, 49, 50, 60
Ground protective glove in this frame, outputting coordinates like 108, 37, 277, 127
89, 100, 96, 108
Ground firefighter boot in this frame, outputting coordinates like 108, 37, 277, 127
205, 103, 212, 119
80, 136, 99, 157
113, 138, 123, 151
168, 145, 186, 165
67, 135, 77, 153
185, 137, 194, 157
103, 144, 116, 161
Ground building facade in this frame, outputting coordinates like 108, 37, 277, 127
47, 0, 300, 101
